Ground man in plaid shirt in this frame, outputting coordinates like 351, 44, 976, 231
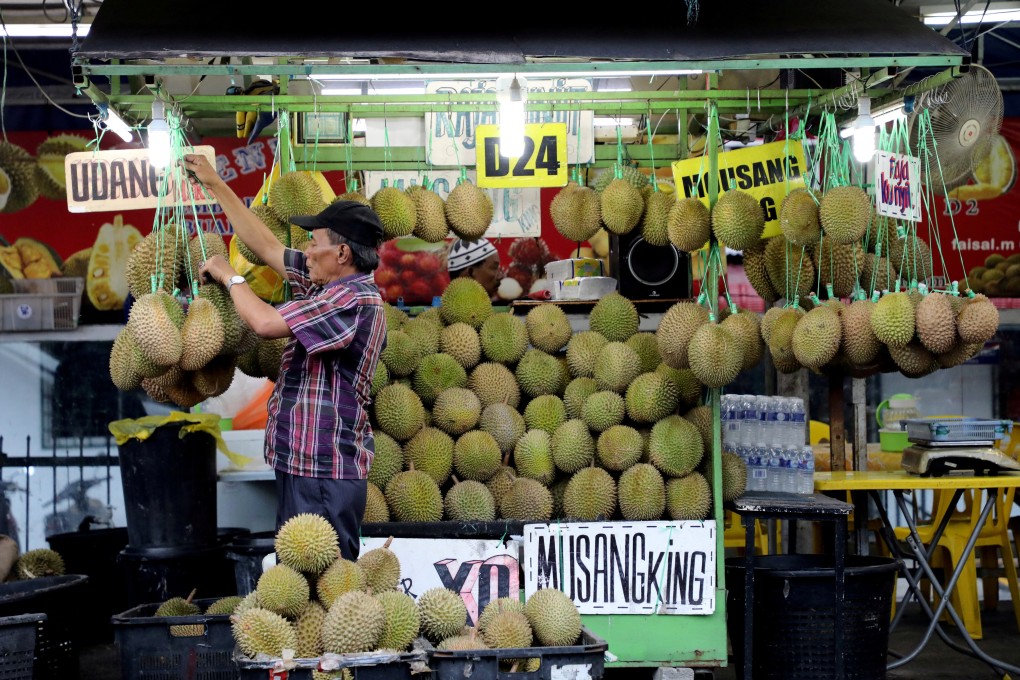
184, 154, 386, 560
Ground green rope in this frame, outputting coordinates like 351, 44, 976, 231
645, 107, 658, 192
345, 113, 358, 193
615, 125, 624, 179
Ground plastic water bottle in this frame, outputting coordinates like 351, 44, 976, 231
758, 396, 773, 448
763, 446, 782, 492
775, 397, 792, 448
800, 445, 816, 494
745, 445, 765, 492
739, 395, 758, 448
789, 398, 806, 447
722, 395, 740, 453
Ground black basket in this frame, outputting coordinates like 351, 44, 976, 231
428, 627, 608, 680
726, 555, 899, 680
112, 598, 238, 680
0, 575, 87, 680
235, 644, 430, 680
0, 614, 46, 680
224, 532, 275, 597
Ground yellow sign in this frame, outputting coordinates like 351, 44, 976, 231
670, 140, 807, 240
475, 123, 568, 188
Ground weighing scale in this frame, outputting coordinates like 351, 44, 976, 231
900, 417, 1020, 476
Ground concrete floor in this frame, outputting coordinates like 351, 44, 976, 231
78, 600, 1020, 679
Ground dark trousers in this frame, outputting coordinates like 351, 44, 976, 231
274, 471, 367, 560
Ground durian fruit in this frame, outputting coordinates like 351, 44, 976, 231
481, 610, 533, 649
127, 292, 183, 367
439, 629, 489, 651
403, 427, 454, 486
364, 483, 390, 523
445, 181, 494, 240
889, 341, 939, 378
192, 354, 236, 398
592, 165, 649, 193
618, 463, 666, 520
294, 600, 326, 657
524, 588, 582, 647
841, 299, 882, 366
551, 419, 595, 474
657, 364, 703, 408
589, 292, 639, 342
418, 587, 468, 643
916, 292, 957, 354
563, 377, 599, 420
499, 477, 553, 521
513, 430, 555, 485
687, 323, 742, 388
859, 253, 899, 293
566, 331, 609, 379
385, 468, 443, 522
937, 340, 985, 368
625, 372, 680, 423
479, 313, 528, 365
445, 477, 497, 521
269, 171, 328, 223
778, 188, 821, 246
819, 185, 873, 244
413, 353, 468, 406
767, 307, 805, 374
478, 403, 526, 455
711, 189, 765, 250
453, 430, 502, 482
368, 432, 403, 491
814, 236, 864, 299
126, 230, 185, 299
625, 332, 662, 374
581, 390, 626, 433
721, 311, 764, 372
648, 415, 704, 478
197, 283, 257, 356
684, 404, 716, 454
154, 589, 202, 639
371, 187, 416, 240
0, 140, 39, 213
957, 294, 999, 344
469, 362, 521, 409
275, 513, 340, 574
764, 236, 815, 300
381, 330, 423, 378
600, 179, 644, 234
236, 592, 262, 617
523, 395, 566, 435
551, 183, 602, 242
403, 316, 442, 355
179, 297, 225, 370
595, 425, 643, 472
562, 466, 616, 520
791, 305, 842, 370
871, 292, 915, 348
322, 590, 386, 653
242, 204, 289, 264
593, 342, 642, 393
187, 232, 229, 279
666, 473, 712, 521
383, 302, 409, 331
721, 451, 748, 501
743, 239, 779, 302
641, 190, 674, 246
486, 461, 518, 509
256, 564, 310, 618
441, 278, 493, 329
516, 350, 564, 398
525, 304, 573, 353
438, 323, 483, 371
358, 536, 402, 594
657, 301, 710, 369
374, 383, 426, 442
232, 608, 298, 658
205, 596, 243, 616
668, 197, 711, 252
317, 558, 366, 608
376, 590, 422, 650
887, 235, 933, 283
407, 185, 450, 242
432, 387, 483, 436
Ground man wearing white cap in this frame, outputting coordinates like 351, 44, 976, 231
447, 238, 502, 299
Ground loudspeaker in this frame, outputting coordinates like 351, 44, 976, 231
609, 232, 690, 299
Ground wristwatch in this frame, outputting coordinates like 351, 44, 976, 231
226, 274, 247, 292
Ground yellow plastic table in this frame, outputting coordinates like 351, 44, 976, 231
815, 471, 1020, 676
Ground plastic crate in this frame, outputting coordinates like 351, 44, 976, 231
0, 613, 45, 680
903, 417, 1013, 444
0, 278, 83, 331
0, 574, 87, 680
429, 627, 608, 680
112, 597, 237, 680
235, 644, 430, 680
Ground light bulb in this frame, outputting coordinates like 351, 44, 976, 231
99, 104, 133, 143
148, 100, 172, 169
499, 77, 526, 158
852, 96, 876, 164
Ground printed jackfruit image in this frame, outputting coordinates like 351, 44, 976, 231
948, 133, 1017, 201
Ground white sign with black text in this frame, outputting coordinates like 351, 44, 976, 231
523, 521, 716, 615
359, 536, 521, 627
873, 150, 922, 222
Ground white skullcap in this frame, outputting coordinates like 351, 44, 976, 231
447, 238, 497, 272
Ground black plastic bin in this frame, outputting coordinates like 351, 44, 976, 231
0, 575, 87, 680
235, 644, 430, 680
224, 531, 275, 596
726, 554, 899, 680
46, 527, 129, 645
113, 598, 237, 680
117, 545, 237, 610
0, 613, 46, 680
117, 421, 218, 553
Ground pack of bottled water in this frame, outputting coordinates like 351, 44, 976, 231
721, 394, 813, 494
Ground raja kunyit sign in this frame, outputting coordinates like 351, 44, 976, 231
63, 146, 218, 213
523, 521, 717, 615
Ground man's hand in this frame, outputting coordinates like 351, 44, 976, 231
182, 154, 221, 189
198, 255, 237, 286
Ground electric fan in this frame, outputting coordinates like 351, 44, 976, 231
907, 64, 1003, 195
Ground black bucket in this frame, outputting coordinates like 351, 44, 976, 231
225, 531, 275, 596
46, 527, 129, 644
117, 545, 237, 610
116, 421, 217, 553
726, 554, 898, 680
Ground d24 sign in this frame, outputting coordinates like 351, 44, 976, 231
475, 123, 568, 189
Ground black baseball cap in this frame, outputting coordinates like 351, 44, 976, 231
290, 200, 384, 247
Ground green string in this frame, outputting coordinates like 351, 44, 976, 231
615, 125, 624, 179
645, 107, 658, 192
345, 113, 358, 193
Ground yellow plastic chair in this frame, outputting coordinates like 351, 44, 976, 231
809, 420, 830, 445
893, 486, 1020, 640
723, 510, 769, 555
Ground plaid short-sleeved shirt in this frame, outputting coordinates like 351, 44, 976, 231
265, 249, 387, 479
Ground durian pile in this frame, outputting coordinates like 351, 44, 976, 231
108, 228, 288, 408
966, 253, 1020, 298
366, 282, 752, 526
230, 514, 583, 677
4, 548, 65, 582
730, 184, 1002, 378
0, 136, 90, 214
154, 589, 243, 637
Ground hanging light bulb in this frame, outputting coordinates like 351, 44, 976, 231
147, 100, 172, 169
852, 95, 876, 164
499, 76, 527, 158
98, 103, 133, 143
